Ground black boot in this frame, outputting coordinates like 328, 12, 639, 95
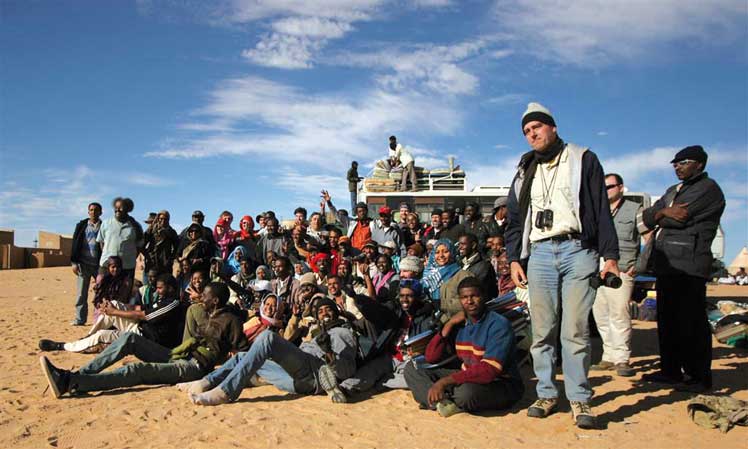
39, 339, 64, 351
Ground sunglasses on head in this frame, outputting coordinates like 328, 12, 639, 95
672, 159, 697, 167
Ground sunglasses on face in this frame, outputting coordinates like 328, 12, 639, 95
606, 184, 620, 190
672, 159, 697, 167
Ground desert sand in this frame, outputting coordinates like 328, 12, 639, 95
0, 266, 746, 449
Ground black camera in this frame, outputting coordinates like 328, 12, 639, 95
534, 209, 554, 229
590, 272, 622, 289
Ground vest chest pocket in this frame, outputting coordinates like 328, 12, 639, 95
615, 219, 636, 242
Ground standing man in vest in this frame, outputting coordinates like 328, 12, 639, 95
591, 174, 639, 377
640, 146, 724, 393
505, 103, 619, 429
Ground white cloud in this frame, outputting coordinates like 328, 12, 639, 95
242, 33, 319, 68
486, 93, 527, 105
146, 76, 463, 169
597, 131, 608, 136
126, 173, 177, 187
272, 16, 353, 38
494, 0, 746, 65
331, 39, 492, 95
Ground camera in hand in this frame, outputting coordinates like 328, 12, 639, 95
534, 209, 554, 229
589, 272, 622, 289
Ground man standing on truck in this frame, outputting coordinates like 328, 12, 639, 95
347, 161, 363, 212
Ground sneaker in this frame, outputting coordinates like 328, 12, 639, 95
570, 401, 597, 429
317, 364, 347, 404
615, 362, 635, 377
590, 360, 615, 371
38, 339, 64, 352
527, 397, 558, 418
641, 371, 682, 384
39, 356, 70, 398
70, 320, 85, 326
436, 399, 464, 418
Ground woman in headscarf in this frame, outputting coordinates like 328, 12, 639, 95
92, 256, 132, 320
143, 210, 179, 276
214, 217, 236, 261
242, 293, 286, 343
371, 254, 400, 303
237, 215, 256, 241
176, 223, 212, 275
421, 238, 475, 318
227, 246, 249, 276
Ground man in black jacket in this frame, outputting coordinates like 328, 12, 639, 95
340, 279, 439, 394
70, 202, 103, 325
458, 233, 498, 299
505, 102, 619, 429
462, 202, 488, 252
40, 282, 249, 398
640, 145, 725, 393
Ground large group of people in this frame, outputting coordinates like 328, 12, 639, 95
39, 103, 725, 431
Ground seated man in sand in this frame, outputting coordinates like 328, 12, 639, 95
404, 277, 524, 417
40, 282, 248, 399
179, 297, 357, 406
341, 279, 440, 394
38, 274, 183, 353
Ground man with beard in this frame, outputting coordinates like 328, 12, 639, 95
438, 208, 465, 243
97, 197, 143, 282
458, 233, 498, 299
257, 217, 287, 265
404, 277, 523, 417
462, 203, 488, 252
270, 256, 299, 316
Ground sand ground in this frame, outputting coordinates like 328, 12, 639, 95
0, 267, 746, 449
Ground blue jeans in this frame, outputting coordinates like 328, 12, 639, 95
78, 331, 171, 375
72, 358, 204, 393
74, 263, 98, 324
205, 330, 321, 400
527, 239, 598, 402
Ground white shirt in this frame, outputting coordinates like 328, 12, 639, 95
529, 149, 581, 242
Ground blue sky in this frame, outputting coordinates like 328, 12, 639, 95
1, 0, 746, 261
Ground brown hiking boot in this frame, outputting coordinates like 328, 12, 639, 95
590, 360, 614, 371
527, 398, 558, 418
570, 401, 597, 429
615, 362, 635, 377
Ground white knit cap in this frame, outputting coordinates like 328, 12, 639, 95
521, 102, 556, 130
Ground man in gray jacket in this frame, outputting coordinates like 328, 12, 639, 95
591, 174, 640, 377
640, 145, 725, 393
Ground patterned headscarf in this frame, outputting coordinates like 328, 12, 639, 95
421, 239, 460, 303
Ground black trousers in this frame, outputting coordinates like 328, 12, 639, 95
404, 363, 523, 412
656, 275, 712, 386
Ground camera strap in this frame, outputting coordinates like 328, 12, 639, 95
539, 150, 562, 208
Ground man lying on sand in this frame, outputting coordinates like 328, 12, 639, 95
40, 282, 248, 398
179, 297, 356, 405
